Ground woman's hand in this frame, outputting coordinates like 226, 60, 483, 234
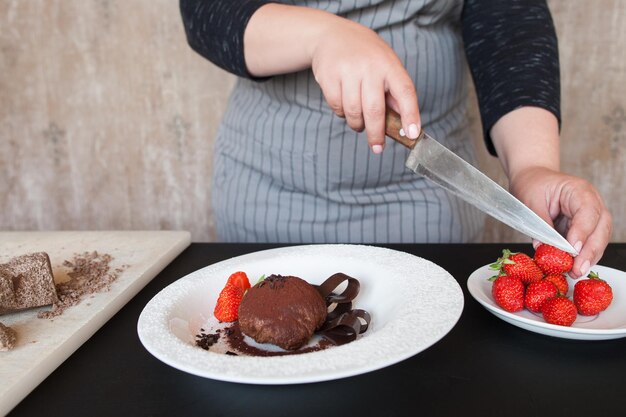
243, 4, 420, 152
509, 166, 612, 278
491, 106, 612, 278
310, 18, 420, 152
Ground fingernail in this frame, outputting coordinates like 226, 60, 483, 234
408, 123, 419, 139
580, 260, 590, 278
399, 128, 406, 137
574, 241, 583, 253
372, 144, 383, 154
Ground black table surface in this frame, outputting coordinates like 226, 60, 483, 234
9, 243, 626, 417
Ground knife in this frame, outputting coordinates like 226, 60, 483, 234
385, 109, 578, 255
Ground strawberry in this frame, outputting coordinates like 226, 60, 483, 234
543, 274, 569, 296
226, 271, 251, 292
524, 280, 558, 313
533, 244, 574, 275
490, 274, 525, 312
542, 296, 577, 326
213, 283, 244, 322
490, 249, 543, 285
573, 271, 613, 316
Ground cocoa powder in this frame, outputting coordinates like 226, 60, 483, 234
37, 251, 127, 319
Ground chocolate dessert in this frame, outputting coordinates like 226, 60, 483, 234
0, 252, 58, 315
0, 322, 17, 351
238, 275, 327, 350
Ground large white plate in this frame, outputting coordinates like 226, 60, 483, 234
467, 263, 626, 340
137, 244, 463, 384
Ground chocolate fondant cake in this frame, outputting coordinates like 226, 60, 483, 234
0, 252, 58, 315
238, 275, 327, 350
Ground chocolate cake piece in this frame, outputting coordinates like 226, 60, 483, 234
238, 275, 327, 350
0, 322, 17, 351
0, 252, 58, 315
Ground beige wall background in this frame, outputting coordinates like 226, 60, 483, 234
1, 0, 624, 243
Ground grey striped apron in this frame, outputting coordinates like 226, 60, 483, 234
212, 0, 485, 243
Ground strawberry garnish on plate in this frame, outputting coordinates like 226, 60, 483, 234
490, 249, 543, 285
524, 280, 558, 313
533, 244, 574, 275
490, 274, 525, 312
214, 283, 244, 322
542, 296, 577, 326
226, 271, 251, 292
573, 271, 613, 316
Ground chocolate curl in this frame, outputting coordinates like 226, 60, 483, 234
316, 272, 360, 304
319, 309, 371, 345
315, 273, 371, 346
326, 301, 353, 321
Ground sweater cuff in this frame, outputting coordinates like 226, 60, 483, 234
180, 0, 274, 79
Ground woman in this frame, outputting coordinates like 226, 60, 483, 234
180, 0, 611, 279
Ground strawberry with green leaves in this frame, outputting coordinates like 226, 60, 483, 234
573, 271, 613, 316
524, 280, 558, 313
533, 244, 574, 275
542, 296, 577, 326
490, 249, 543, 285
490, 274, 525, 312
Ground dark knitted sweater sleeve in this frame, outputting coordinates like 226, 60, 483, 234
462, 0, 561, 156
179, 0, 273, 78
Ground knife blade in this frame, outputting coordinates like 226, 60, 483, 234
385, 109, 578, 255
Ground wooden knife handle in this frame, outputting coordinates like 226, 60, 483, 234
385, 108, 419, 149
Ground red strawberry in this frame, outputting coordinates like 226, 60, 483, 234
213, 283, 244, 322
542, 296, 577, 326
226, 271, 251, 292
573, 271, 613, 316
534, 244, 574, 275
524, 280, 558, 313
490, 249, 543, 285
490, 274, 525, 312
543, 274, 569, 296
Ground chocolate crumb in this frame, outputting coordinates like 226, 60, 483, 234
195, 332, 220, 350
225, 351, 238, 356
37, 251, 127, 319
0, 322, 17, 351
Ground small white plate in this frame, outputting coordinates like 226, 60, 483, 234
137, 244, 463, 384
467, 263, 626, 340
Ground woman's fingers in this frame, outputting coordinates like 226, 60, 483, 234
342, 78, 365, 132
563, 185, 613, 278
512, 168, 612, 279
387, 71, 421, 139
361, 76, 386, 152
319, 76, 344, 119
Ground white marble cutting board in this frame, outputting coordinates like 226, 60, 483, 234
0, 230, 191, 416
